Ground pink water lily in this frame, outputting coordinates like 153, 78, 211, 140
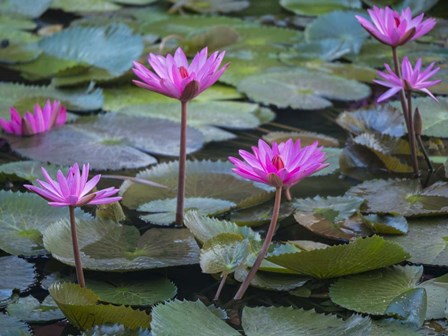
375, 56, 441, 102
355, 6, 436, 47
229, 139, 328, 188
0, 100, 66, 136
132, 47, 229, 102
25, 163, 121, 207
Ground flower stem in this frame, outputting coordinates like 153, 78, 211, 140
284, 187, 292, 201
234, 187, 282, 300
69, 206, 85, 288
214, 273, 228, 301
391, 47, 419, 176
406, 91, 419, 176
175, 101, 188, 226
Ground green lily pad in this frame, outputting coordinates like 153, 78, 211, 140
151, 300, 239, 336
39, 24, 143, 77
0, 256, 36, 307
200, 233, 250, 274
168, 0, 249, 13
305, 11, 368, 56
50, 0, 121, 12
234, 268, 309, 291
0, 82, 103, 115
385, 288, 427, 327
385, 217, 448, 266
7, 295, 64, 323
43, 218, 200, 271
0, 161, 67, 182
263, 131, 340, 147
87, 277, 177, 306
120, 160, 273, 210
330, 265, 448, 321
0, 314, 32, 336
0, 190, 91, 256
138, 197, 235, 226
279, 0, 362, 16
82, 325, 151, 336
361, 214, 408, 235
337, 105, 405, 137
0, 39, 40, 64
229, 201, 295, 227
267, 235, 409, 279
238, 69, 371, 110
7, 126, 157, 171
304, 61, 377, 83
293, 195, 370, 241
242, 306, 371, 336
346, 179, 448, 216
49, 282, 151, 331
183, 210, 260, 244
0, 0, 51, 18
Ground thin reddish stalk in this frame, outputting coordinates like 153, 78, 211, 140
234, 187, 282, 300
406, 91, 419, 175
175, 101, 188, 226
214, 273, 228, 301
391, 47, 419, 176
69, 206, 85, 288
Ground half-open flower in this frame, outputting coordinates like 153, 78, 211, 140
132, 47, 229, 102
229, 139, 328, 188
0, 100, 66, 136
356, 6, 436, 47
375, 56, 441, 102
25, 163, 121, 207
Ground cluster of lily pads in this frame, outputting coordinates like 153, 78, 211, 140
1, 0, 448, 335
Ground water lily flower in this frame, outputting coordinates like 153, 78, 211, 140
375, 56, 441, 102
132, 47, 228, 226
0, 100, 66, 136
355, 6, 436, 47
25, 163, 121, 288
229, 139, 328, 300
132, 47, 229, 102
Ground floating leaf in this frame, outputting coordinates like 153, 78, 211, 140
151, 300, 239, 336
0, 0, 51, 18
7, 126, 157, 171
361, 214, 408, 235
263, 131, 340, 147
234, 268, 308, 291
280, 0, 362, 16
0, 256, 35, 307
0, 82, 103, 115
385, 288, 426, 327
242, 306, 371, 336
138, 197, 235, 226
0, 161, 67, 182
229, 201, 295, 227
82, 324, 151, 336
305, 11, 369, 56
7, 295, 64, 323
346, 179, 448, 216
120, 160, 273, 210
50, 0, 121, 12
39, 24, 143, 76
183, 210, 260, 244
293, 195, 369, 241
238, 69, 371, 110
50, 282, 151, 331
168, 0, 249, 13
304, 61, 377, 83
385, 217, 448, 266
43, 218, 200, 271
0, 313, 31, 336
0, 190, 90, 256
337, 105, 405, 137
87, 277, 177, 306
268, 236, 409, 279
330, 265, 448, 321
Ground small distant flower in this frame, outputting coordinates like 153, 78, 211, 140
132, 47, 229, 102
25, 163, 121, 207
375, 56, 441, 102
355, 6, 436, 47
0, 100, 66, 136
229, 139, 328, 188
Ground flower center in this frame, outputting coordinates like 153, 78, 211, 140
179, 66, 189, 79
272, 155, 285, 170
394, 17, 401, 27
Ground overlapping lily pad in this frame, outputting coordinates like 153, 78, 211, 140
234, 268, 309, 291
82, 325, 151, 336
151, 300, 239, 336
0, 190, 91, 256
0, 0, 51, 18
0, 313, 32, 336
6, 295, 64, 322
238, 69, 371, 110
43, 218, 200, 271
120, 160, 273, 210
267, 236, 409, 279
168, 0, 249, 13
0, 256, 36, 307
49, 282, 151, 330
330, 265, 448, 321
263, 131, 340, 147
0, 161, 66, 182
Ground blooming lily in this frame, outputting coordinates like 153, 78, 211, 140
25, 163, 121, 288
0, 100, 66, 136
133, 47, 228, 226
375, 57, 441, 102
229, 139, 327, 300
356, 6, 436, 47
